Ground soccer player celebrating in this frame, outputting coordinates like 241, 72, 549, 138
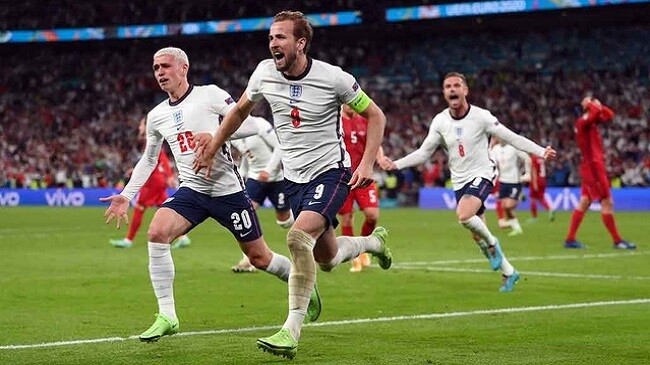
101, 47, 321, 343
193, 11, 392, 359
491, 136, 532, 236
338, 104, 384, 272
230, 116, 294, 273
563, 96, 636, 249
528, 153, 555, 223
380, 72, 556, 292
109, 117, 191, 249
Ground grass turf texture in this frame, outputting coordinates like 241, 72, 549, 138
0, 207, 648, 364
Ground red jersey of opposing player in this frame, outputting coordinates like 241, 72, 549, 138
137, 150, 174, 207
339, 113, 379, 214
529, 155, 547, 199
575, 102, 615, 201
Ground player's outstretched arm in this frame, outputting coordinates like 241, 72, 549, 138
350, 101, 386, 189
393, 119, 441, 170
193, 92, 257, 176
99, 194, 130, 229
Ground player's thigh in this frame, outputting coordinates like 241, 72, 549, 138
155, 187, 212, 241
455, 177, 493, 219
354, 183, 379, 212
148, 207, 192, 243
287, 168, 351, 236
206, 191, 264, 243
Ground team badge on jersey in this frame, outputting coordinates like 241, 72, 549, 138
173, 110, 184, 130
289, 85, 302, 99
455, 127, 463, 138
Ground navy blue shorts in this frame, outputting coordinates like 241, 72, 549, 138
245, 178, 289, 211
284, 168, 351, 229
454, 177, 494, 216
498, 182, 523, 200
162, 187, 262, 243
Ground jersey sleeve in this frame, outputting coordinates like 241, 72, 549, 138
120, 116, 164, 201
245, 61, 267, 103
334, 68, 371, 114
206, 84, 237, 116
229, 116, 260, 140
255, 118, 279, 149
485, 111, 546, 157
394, 117, 442, 169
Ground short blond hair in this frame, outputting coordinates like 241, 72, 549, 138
153, 47, 189, 67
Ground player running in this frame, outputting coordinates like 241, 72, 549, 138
563, 96, 636, 249
380, 72, 556, 292
101, 47, 321, 343
193, 11, 392, 359
491, 136, 532, 236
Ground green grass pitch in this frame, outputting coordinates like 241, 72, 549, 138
0, 207, 648, 364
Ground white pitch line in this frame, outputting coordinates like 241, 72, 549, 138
400, 251, 649, 266
392, 265, 650, 280
2, 298, 649, 350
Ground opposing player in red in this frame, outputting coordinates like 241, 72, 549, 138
338, 105, 383, 272
528, 153, 555, 223
564, 97, 636, 249
110, 117, 191, 249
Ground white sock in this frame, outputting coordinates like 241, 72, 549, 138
320, 235, 381, 271
148, 242, 177, 320
265, 252, 291, 282
283, 229, 317, 341
500, 255, 515, 276
276, 211, 295, 229
509, 218, 522, 232
461, 216, 497, 246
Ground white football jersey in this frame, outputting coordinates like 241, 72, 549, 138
491, 143, 531, 184
230, 116, 283, 182
394, 105, 545, 190
246, 58, 362, 183
121, 85, 244, 200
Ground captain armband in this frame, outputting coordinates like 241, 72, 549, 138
347, 90, 372, 114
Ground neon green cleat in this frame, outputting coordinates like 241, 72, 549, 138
171, 235, 191, 250
110, 238, 133, 248
305, 284, 322, 322
139, 313, 179, 342
370, 226, 392, 269
257, 328, 298, 359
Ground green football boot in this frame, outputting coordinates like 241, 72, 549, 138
305, 284, 322, 322
109, 238, 133, 248
257, 328, 298, 359
139, 313, 179, 342
370, 226, 392, 269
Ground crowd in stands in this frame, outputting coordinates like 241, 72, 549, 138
1, 25, 649, 192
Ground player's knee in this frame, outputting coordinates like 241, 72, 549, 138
364, 211, 379, 223
286, 228, 315, 254
457, 211, 473, 223
147, 225, 170, 243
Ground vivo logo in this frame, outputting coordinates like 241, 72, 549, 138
45, 190, 85, 206
0, 192, 20, 206
440, 188, 602, 211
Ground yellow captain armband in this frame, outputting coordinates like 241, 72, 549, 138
348, 90, 372, 114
